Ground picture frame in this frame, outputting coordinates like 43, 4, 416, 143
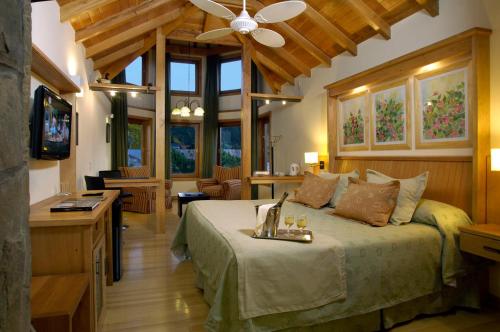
338, 91, 369, 152
369, 79, 411, 150
414, 61, 472, 149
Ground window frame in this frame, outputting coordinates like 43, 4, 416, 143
169, 56, 202, 97
170, 121, 201, 179
217, 120, 241, 167
218, 57, 242, 96
127, 116, 152, 168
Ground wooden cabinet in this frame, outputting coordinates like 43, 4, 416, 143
30, 191, 119, 332
460, 224, 500, 262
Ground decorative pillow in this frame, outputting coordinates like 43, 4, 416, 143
366, 169, 429, 225
288, 172, 339, 209
331, 178, 400, 227
318, 170, 360, 207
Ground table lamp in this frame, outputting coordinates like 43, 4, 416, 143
492, 149, 500, 171
304, 152, 319, 175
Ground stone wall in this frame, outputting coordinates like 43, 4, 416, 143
0, 1, 32, 331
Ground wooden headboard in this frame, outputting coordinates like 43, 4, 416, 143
333, 156, 473, 217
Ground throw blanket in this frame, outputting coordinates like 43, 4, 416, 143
178, 200, 347, 319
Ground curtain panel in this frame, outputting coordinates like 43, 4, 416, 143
111, 71, 128, 169
201, 55, 220, 178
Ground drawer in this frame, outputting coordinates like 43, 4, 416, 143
460, 232, 500, 262
92, 216, 105, 243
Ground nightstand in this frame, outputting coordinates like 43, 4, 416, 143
459, 224, 500, 262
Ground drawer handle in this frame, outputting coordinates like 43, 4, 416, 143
483, 246, 500, 255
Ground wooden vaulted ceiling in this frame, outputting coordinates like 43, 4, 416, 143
57, 0, 439, 92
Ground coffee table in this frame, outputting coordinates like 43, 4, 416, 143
177, 192, 210, 217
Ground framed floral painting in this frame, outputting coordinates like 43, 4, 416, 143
370, 80, 411, 150
338, 92, 369, 151
415, 62, 472, 149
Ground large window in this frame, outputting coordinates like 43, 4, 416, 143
127, 121, 143, 166
170, 58, 200, 95
125, 56, 143, 86
170, 123, 199, 177
218, 122, 241, 167
219, 58, 241, 94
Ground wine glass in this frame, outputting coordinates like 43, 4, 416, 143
284, 215, 295, 237
296, 215, 308, 234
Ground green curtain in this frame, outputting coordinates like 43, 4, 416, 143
165, 53, 172, 179
111, 70, 128, 169
251, 62, 259, 199
201, 55, 220, 178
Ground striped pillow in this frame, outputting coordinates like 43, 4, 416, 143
214, 166, 241, 183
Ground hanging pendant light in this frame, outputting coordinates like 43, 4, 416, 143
180, 106, 191, 117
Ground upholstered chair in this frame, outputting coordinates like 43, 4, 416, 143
119, 166, 173, 213
196, 165, 241, 200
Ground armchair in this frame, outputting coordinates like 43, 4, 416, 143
119, 166, 173, 213
196, 165, 241, 200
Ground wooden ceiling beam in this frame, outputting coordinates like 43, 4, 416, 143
251, 41, 308, 78
271, 46, 310, 77
164, 44, 240, 56
75, 0, 177, 43
348, 0, 391, 40
86, 4, 191, 58
415, 0, 439, 17
161, 5, 200, 36
255, 51, 294, 85
167, 31, 241, 46
93, 39, 144, 70
236, 35, 280, 93
59, 0, 116, 22
251, 0, 331, 67
303, 4, 357, 56
100, 32, 157, 80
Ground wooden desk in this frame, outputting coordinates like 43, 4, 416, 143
104, 177, 164, 233
247, 176, 305, 185
31, 274, 90, 332
30, 190, 119, 332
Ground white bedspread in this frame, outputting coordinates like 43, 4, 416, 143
192, 200, 347, 319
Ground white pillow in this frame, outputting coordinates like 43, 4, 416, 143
318, 170, 360, 207
366, 169, 429, 225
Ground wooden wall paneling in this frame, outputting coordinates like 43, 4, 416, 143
155, 28, 166, 234
93, 39, 145, 69
415, 0, 439, 17
472, 32, 491, 224
241, 38, 252, 200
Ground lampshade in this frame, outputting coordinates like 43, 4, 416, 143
180, 106, 191, 117
304, 152, 319, 164
194, 107, 205, 117
171, 107, 181, 115
492, 149, 500, 171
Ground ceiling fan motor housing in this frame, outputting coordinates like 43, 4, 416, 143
230, 10, 258, 34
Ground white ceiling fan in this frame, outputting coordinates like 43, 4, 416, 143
190, 0, 306, 47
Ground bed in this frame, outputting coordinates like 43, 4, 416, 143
172, 158, 479, 331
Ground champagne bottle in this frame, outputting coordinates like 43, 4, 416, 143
263, 192, 289, 238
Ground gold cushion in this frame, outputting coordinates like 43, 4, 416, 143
289, 172, 339, 209
332, 178, 400, 226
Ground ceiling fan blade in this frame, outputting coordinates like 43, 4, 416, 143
189, 0, 236, 20
254, 1, 307, 23
196, 28, 234, 41
251, 28, 285, 48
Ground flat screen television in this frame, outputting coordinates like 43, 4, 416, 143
30, 85, 72, 160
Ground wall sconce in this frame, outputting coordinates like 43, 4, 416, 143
492, 149, 500, 171
105, 115, 112, 143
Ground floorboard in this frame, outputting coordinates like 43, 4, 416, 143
102, 203, 500, 331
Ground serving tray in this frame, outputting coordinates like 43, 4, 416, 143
252, 229, 313, 243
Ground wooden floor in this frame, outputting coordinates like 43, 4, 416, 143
103, 205, 500, 332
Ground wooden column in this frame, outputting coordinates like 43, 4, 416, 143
155, 28, 166, 233
241, 39, 252, 199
